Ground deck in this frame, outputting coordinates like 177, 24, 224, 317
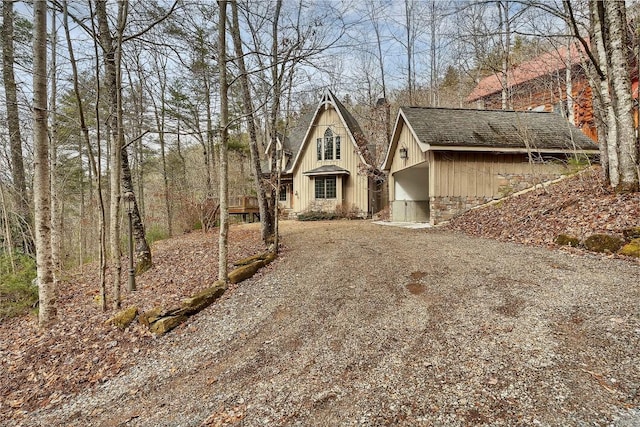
229, 196, 260, 222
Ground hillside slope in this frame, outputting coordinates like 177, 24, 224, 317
442, 166, 640, 251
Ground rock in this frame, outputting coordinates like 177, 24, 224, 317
149, 315, 187, 335
139, 307, 166, 327
583, 234, 625, 253
554, 234, 580, 247
233, 251, 277, 267
179, 281, 227, 315
229, 261, 264, 284
233, 253, 267, 266
622, 227, 640, 240
228, 252, 277, 284
106, 306, 138, 330
619, 239, 640, 258
262, 251, 277, 265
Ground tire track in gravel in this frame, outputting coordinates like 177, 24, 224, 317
29, 221, 640, 427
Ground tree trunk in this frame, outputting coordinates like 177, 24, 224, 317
50, 8, 62, 286
65, 0, 107, 310
2, 1, 32, 255
121, 148, 152, 273
499, 1, 511, 110
33, 0, 55, 327
218, 0, 229, 282
590, 0, 619, 187
230, 1, 271, 244
604, 1, 639, 191
404, 0, 413, 105
96, 0, 123, 308
266, 0, 284, 241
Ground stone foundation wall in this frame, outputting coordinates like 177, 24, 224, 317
431, 171, 566, 225
430, 196, 493, 225
496, 172, 564, 197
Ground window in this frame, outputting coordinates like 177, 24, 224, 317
316, 128, 341, 161
315, 176, 337, 199
324, 128, 334, 160
279, 186, 287, 201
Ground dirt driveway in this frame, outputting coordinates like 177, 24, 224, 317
30, 221, 640, 426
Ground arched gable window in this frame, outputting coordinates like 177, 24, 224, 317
324, 128, 334, 160
316, 128, 341, 161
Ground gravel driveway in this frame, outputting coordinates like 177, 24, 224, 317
29, 221, 640, 426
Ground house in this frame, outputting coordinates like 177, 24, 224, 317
382, 107, 599, 224
269, 90, 380, 218
466, 44, 598, 140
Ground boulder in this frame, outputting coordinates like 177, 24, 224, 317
179, 281, 227, 315
139, 307, 166, 327
583, 234, 625, 253
554, 234, 580, 247
622, 227, 640, 240
233, 251, 277, 267
229, 261, 263, 284
106, 306, 138, 330
149, 315, 187, 335
229, 252, 277, 284
619, 239, 640, 258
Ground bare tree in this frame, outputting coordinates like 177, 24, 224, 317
33, 0, 55, 327
602, 1, 638, 191
49, 7, 62, 287
63, 0, 108, 310
229, 1, 270, 244
2, 0, 32, 255
218, 0, 229, 282
565, 0, 638, 190
96, 0, 125, 308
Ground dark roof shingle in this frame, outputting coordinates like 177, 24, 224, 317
400, 107, 598, 151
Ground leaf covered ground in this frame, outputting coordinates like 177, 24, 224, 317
0, 225, 266, 423
442, 166, 640, 251
2, 166, 640, 426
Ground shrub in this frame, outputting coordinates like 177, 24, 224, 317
297, 211, 338, 221
335, 203, 363, 219
0, 253, 38, 319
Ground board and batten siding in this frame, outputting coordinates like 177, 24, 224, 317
430, 152, 570, 199
292, 106, 370, 214
388, 120, 429, 201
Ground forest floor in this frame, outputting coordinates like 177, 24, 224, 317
3, 166, 640, 426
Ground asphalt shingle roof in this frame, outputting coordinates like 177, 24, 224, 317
303, 165, 351, 176
400, 107, 598, 151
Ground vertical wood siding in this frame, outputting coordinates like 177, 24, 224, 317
388, 118, 571, 206
430, 152, 569, 198
388, 121, 429, 201
292, 107, 370, 214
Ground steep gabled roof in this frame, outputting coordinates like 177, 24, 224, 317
467, 44, 585, 102
383, 107, 599, 170
289, 89, 371, 171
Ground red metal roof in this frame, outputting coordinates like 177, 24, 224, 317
467, 44, 585, 102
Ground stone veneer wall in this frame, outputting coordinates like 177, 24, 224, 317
430, 171, 566, 225
430, 195, 493, 225
496, 172, 564, 197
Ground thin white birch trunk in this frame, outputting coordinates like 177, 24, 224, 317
604, 1, 639, 191
218, 0, 229, 282
33, 0, 55, 327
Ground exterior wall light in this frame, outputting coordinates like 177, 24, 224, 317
399, 147, 408, 159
